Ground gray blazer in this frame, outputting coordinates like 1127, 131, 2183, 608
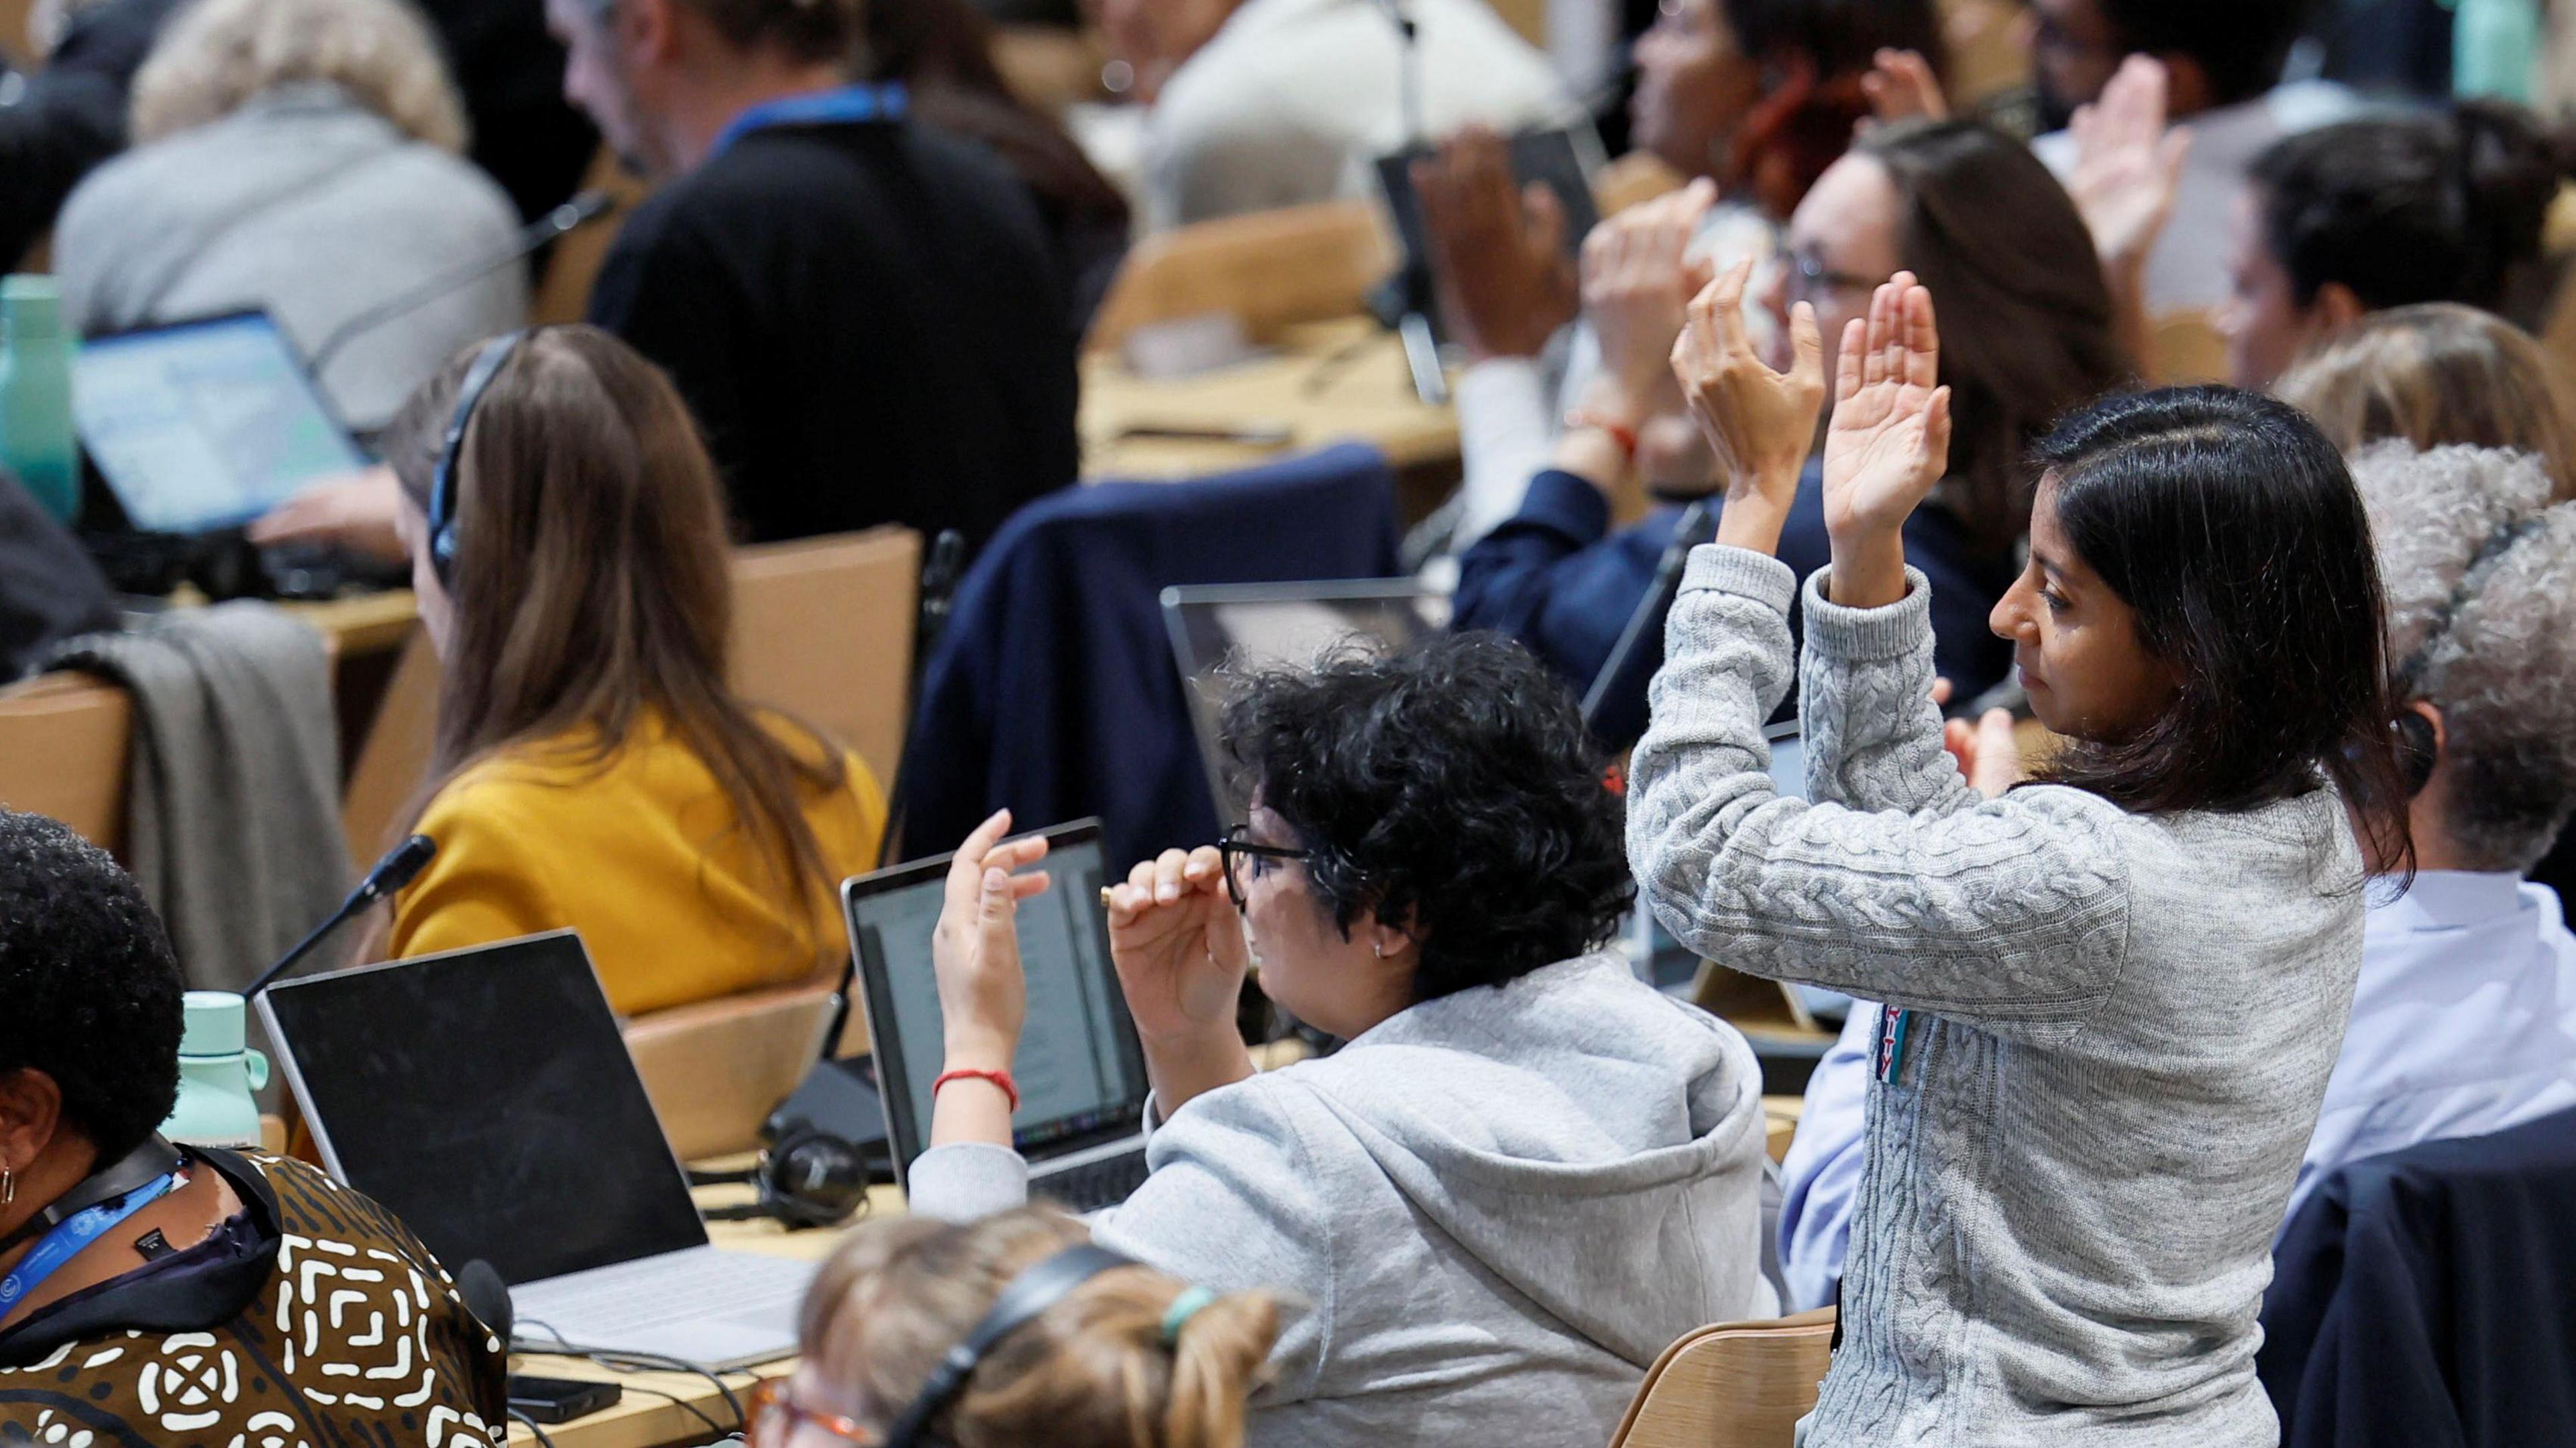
54, 81, 526, 433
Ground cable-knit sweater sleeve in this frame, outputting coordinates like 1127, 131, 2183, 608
1626, 546, 2132, 1042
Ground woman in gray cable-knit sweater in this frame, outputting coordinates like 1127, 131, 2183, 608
1627, 262, 2417, 1445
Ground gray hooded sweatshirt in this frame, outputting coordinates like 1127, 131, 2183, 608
909, 951, 1776, 1446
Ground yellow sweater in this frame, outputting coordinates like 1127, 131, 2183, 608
388, 713, 886, 1017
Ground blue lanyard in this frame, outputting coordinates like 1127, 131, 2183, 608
0, 1172, 179, 1316
709, 82, 908, 160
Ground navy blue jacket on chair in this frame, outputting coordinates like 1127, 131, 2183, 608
898, 443, 1400, 869
2259, 1104, 2576, 1447
1454, 463, 2017, 748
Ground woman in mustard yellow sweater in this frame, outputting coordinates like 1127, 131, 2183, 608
376, 326, 885, 1016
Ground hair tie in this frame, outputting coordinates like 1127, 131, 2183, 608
1161, 1286, 1216, 1345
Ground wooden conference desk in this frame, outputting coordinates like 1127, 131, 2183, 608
503, 1178, 901, 1448
1080, 319, 1460, 484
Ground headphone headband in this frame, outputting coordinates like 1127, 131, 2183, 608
427, 329, 532, 583
881, 1243, 1136, 1448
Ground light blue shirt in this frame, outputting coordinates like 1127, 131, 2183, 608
1778, 871, 2576, 1310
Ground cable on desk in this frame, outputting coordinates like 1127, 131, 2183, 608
513, 1321, 749, 1430
605, 1380, 733, 1440
508, 1409, 560, 1448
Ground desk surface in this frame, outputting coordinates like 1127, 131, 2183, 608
508, 1041, 1316, 1447
1081, 320, 1459, 481
504, 1182, 904, 1448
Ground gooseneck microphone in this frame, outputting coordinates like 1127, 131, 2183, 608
305, 190, 620, 375
244, 834, 438, 998
1582, 498, 1718, 742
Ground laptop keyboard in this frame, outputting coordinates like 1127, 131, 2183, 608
520, 1248, 814, 1341
1035, 1150, 1150, 1213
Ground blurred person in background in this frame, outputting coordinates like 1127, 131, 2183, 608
1417, 1, 1940, 545
864, 0, 1131, 331
2222, 101, 2574, 391
1105, 0, 1567, 229
553, 0, 1077, 547
52, 0, 525, 435
1454, 119, 2125, 743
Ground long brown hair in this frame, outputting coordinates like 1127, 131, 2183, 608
2273, 302, 2576, 502
384, 327, 850, 939
803, 1207, 1278, 1448
1859, 119, 2130, 558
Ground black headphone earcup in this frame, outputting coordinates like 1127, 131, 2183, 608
2395, 712, 2439, 798
756, 1125, 871, 1229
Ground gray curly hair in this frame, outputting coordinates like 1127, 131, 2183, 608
2352, 441, 2576, 871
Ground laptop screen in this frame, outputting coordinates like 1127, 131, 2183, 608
257, 932, 709, 1287
74, 311, 368, 534
845, 823, 1146, 1174
1162, 581, 1449, 822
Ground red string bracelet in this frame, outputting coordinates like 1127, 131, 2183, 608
934, 1067, 1020, 1113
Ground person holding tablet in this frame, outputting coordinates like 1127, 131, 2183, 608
1627, 264, 2413, 1443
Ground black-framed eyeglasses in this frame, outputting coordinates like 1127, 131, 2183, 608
1217, 824, 1310, 910
1786, 245, 1880, 302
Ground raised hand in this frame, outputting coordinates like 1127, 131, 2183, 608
1860, 48, 1947, 127
1821, 272, 1951, 605
930, 809, 1053, 1072
1671, 257, 1827, 540
1414, 127, 1577, 361
1582, 177, 1718, 410
2066, 55, 2191, 280
1106, 846, 1252, 1047
1943, 708, 2025, 799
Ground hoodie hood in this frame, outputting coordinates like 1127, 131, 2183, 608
1286, 952, 1773, 1366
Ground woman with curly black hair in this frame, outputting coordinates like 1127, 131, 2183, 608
904, 634, 1776, 1447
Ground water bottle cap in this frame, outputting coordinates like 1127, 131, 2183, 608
0, 275, 60, 334
179, 990, 248, 1058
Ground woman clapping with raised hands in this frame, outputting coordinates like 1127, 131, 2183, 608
1627, 264, 2416, 1445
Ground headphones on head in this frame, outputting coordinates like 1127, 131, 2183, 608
880, 1244, 1138, 1448
426, 329, 532, 585
2390, 507, 2556, 799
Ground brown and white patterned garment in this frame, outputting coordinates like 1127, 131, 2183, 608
0, 1150, 506, 1447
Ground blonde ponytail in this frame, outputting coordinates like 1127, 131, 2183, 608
1161, 1289, 1277, 1448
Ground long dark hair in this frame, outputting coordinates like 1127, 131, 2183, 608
2031, 386, 2414, 871
1862, 119, 2130, 558
384, 327, 852, 944
2249, 101, 2576, 325
863, 0, 1129, 321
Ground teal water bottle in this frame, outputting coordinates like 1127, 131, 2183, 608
0, 275, 78, 523
161, 991, 272, 1150
2453, 0, 2540, 103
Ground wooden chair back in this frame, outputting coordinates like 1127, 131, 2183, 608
1087, 199, 1399, 353
729, 526, 922, 790
2149, 309, 2229, 385
624, 984, 840, 1159
0, 671, 133, 855
341, 624, 442, 857
1607, 1307, 1837, 1448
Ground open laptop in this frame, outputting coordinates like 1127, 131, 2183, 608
844, 820, 1152, 1213
256, 930, 818, 1370
1161, 579, 1449, 823
73, 309, 370, 535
